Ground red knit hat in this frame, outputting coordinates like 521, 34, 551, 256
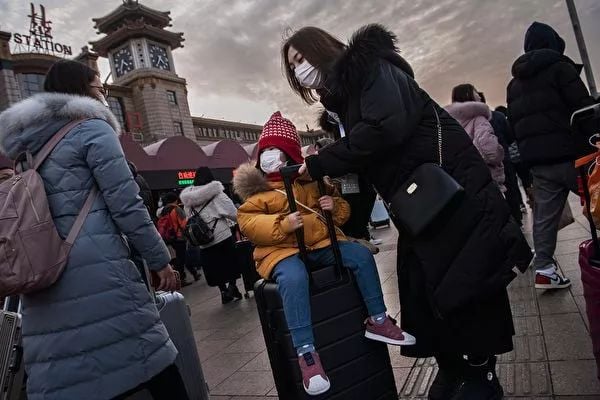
258, 111, 303, 164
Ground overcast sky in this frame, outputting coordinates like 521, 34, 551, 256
1, 0, 598, 129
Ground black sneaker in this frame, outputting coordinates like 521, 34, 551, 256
221, 290, 234, 304
450, 356, 503, 400
227, 284, 243, 300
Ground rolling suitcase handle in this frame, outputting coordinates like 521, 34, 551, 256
280, 165, 345, 287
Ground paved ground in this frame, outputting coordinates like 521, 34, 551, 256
181, 195, 600, 399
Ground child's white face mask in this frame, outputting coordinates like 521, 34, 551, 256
260, 149, 285, 174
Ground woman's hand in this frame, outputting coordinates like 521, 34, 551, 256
285, 211, 304, 231
156, 264, 178, 292
319, 195, 334, 211
298, 162, 311, 178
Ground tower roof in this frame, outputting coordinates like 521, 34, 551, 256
93, 0, 171, 34
90, 1, 184, 57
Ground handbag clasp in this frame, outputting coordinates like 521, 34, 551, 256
407, 183, 418, 195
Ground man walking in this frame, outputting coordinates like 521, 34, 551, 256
507, 22, 596, 289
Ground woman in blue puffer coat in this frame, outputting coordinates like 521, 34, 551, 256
0, 60, 187, 400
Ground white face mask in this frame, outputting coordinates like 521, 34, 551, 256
260, 149, 285, 174
294, 60, 323, 89
96, 92, 109, 108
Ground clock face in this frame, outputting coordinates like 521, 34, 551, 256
113, 46, 135, 77
149, 44, 171, 71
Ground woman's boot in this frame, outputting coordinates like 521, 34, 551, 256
220, 284, 234, 304
450, 356, 503, 400
227, 282, 243, 300
428, 354, 465, 400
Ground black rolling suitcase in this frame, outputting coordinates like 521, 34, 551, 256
253, 165, 398, 400
235, 239, 261, 298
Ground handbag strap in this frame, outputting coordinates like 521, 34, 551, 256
432, 106, 443, 166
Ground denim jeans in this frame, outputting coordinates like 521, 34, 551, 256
272, 241, 387, 348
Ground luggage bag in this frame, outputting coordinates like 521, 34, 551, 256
253, 165, 398, 399
130, 266, 210, 399
574, 103, 600, 381
0, 297, 25, 400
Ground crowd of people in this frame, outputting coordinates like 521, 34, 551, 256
0, 17, 596, 400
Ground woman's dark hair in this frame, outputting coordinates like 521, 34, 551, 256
282, 27, 346, 105
162, 192, 179, 205
44, 60, 98, 96
495, 105, 508, 116
451, 83, 478, 103
194, 167, 215, 186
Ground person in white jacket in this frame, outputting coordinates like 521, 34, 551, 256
180, 167, 243, 304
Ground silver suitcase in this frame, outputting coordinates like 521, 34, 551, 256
130, 267, 209, 400
0, 298, 26, 400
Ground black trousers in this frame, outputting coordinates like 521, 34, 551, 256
112, 364, 189, 400
171, 241, 188, 279
342, 185, 377, 240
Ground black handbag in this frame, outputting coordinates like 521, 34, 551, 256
387, 107, 465, 237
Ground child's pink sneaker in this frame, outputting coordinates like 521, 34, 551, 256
298, 351, 331, 396
364, 316, 416, 346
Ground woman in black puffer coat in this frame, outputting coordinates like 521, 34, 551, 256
282, 24, 532, 400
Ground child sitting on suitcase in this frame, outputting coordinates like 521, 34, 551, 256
233, 112, 415, 396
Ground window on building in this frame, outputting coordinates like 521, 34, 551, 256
166, 90, 177, 105
107, 97, 126, 130
174, 122, 183, 136
17, 73, 45, 98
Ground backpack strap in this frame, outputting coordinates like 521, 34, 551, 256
33, 119, 88, 170
65, 187, 98, 245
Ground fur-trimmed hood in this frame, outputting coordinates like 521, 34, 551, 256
180, 180, 225, 208
324, 24, 414, 97
0, 92, 120, 158
444, 101, 492, 123
232, 162, 271, 201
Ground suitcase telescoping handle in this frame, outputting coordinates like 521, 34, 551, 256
279, 165, 345, 283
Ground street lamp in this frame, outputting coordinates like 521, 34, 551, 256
566, 0, 598, 97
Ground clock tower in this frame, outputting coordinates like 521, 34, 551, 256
90, 0, 194, 142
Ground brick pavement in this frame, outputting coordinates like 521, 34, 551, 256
181, 195, 600, 399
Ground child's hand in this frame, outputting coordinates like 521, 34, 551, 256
319, 196, 334, 211
285, 211, 304, 231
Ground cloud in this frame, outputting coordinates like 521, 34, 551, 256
1, 0, 598, 129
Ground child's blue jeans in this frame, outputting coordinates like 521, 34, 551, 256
272, 240, 387, 348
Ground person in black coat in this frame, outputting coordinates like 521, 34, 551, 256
507, 22, 596, 290
488, 104, 524, 225
128, 161, 154, 217
282, 24, 532, 400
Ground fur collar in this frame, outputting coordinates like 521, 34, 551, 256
233, 162, 271, 201
180, 180, 224, 208
444, 101, 492, 122
324, 24, 414, 98
0, 92, 120, 152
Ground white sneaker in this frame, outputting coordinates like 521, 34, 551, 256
535, 270, 571, 290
